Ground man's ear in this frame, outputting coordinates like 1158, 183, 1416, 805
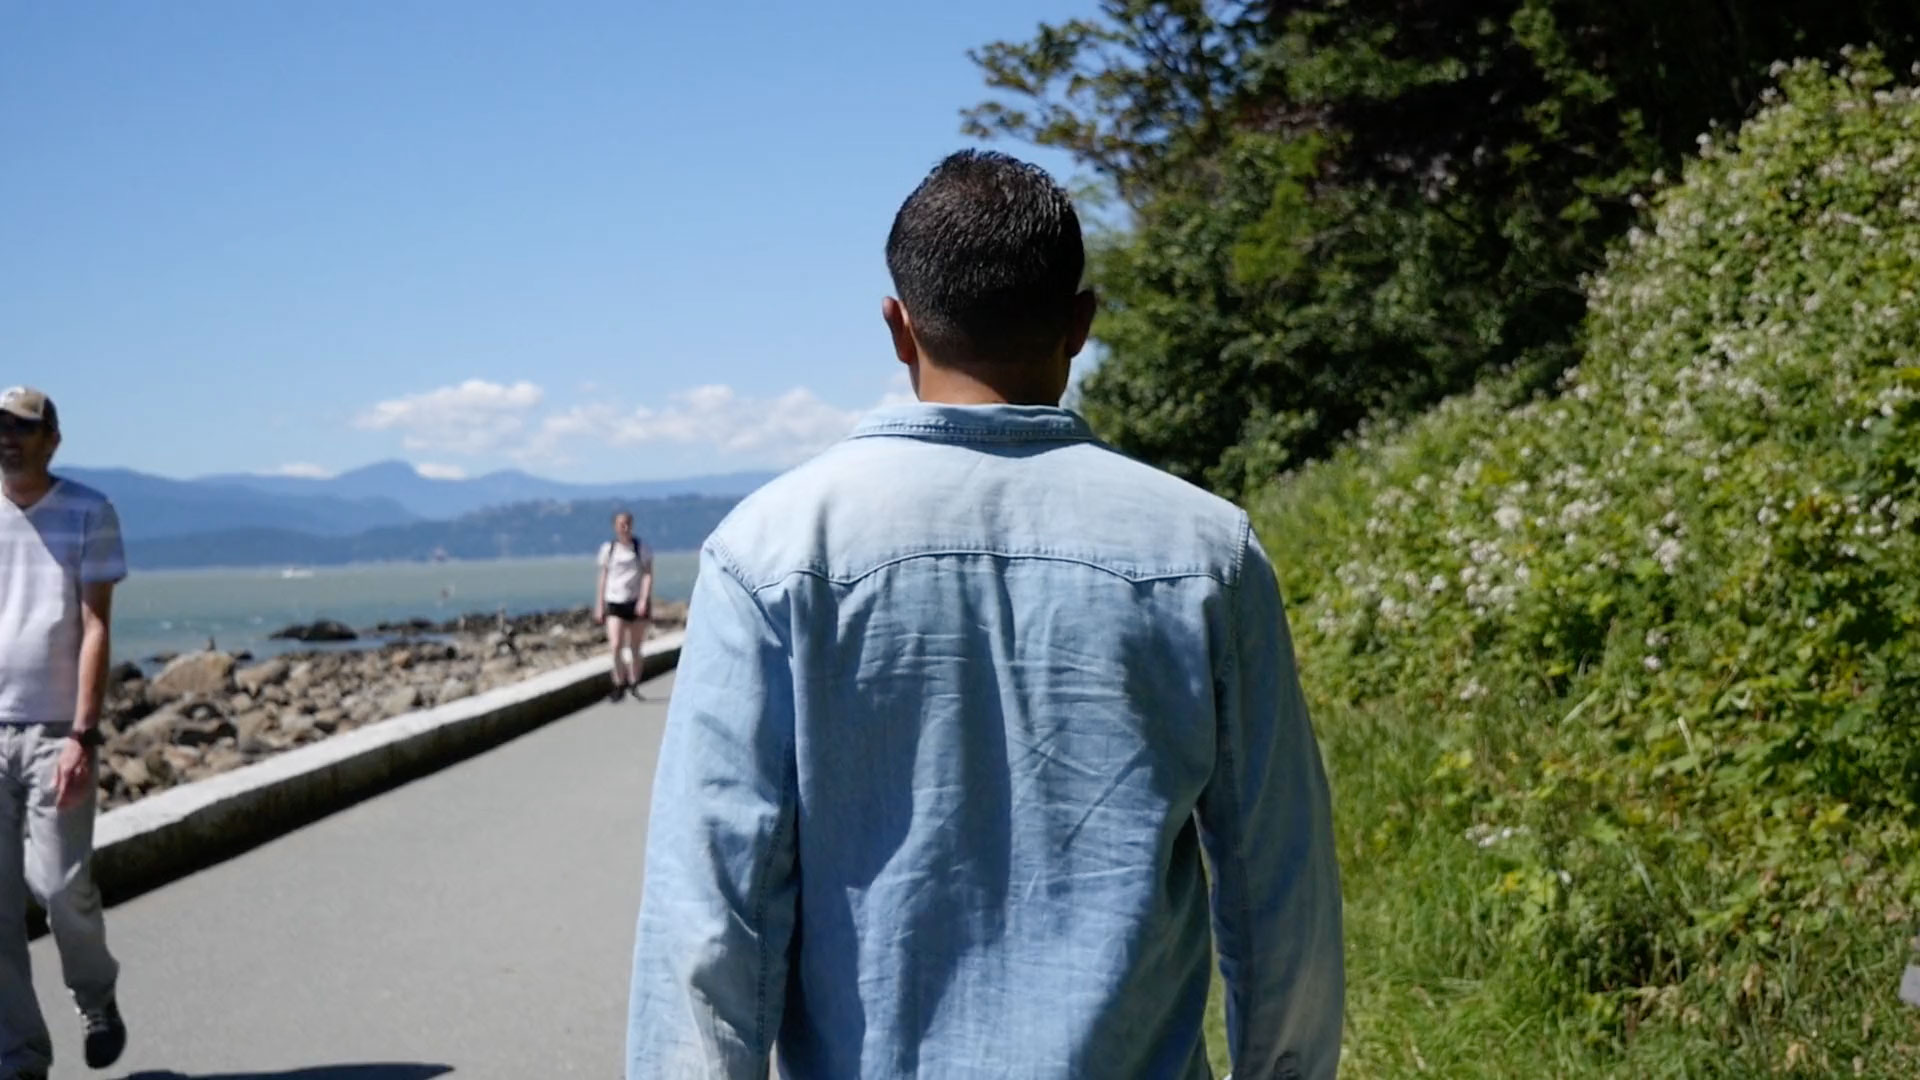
882, 296, 919, 368
1065, 289, 1097, 359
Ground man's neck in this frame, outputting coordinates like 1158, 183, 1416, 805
2, 469, 53, 509
913, 361, 1063, 407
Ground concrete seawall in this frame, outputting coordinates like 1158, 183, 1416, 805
80, 632, 684, 907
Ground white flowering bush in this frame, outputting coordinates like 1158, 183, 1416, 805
1260, 51, 1920, 1071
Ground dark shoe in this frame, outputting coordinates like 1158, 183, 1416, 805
627, 683, 646, 701
81, 994, 126, 1068
607, 682, 625, 703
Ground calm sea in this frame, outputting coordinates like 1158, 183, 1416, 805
111, 553, 699, 666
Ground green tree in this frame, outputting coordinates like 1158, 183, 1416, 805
964, 1, 1272, 206
967, 1, 1920, 499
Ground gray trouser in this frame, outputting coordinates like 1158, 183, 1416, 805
0, 725, 117, 1076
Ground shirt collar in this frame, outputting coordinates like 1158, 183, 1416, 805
846, 402, 1096, 446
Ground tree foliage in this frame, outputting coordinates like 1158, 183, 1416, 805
967, 1, 1920, 498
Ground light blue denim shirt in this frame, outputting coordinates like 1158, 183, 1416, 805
627, 402, 1343, 1079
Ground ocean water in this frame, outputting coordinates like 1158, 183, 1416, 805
111, 553, 699, 666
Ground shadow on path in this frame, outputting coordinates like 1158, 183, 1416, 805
122, 1066, 453, 1080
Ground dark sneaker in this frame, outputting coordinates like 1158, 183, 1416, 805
81, 995, 126, 1068
607, 682, 625, 703
628, 683, 646, 701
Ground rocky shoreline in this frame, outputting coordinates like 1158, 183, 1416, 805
96, 602, 688, 811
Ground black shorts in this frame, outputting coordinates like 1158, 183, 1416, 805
605, 600, 647, 621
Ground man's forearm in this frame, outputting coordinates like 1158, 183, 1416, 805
74, 622, 109, 732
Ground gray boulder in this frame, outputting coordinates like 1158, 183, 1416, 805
235, 658, 291, 694
150, 652, 235, 701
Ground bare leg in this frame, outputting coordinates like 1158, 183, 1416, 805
605, 616, 630, 690
624, 620, 648, 694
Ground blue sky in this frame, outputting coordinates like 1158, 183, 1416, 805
0, 1, 1099, 484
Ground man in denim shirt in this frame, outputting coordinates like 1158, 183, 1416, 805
627, 150, 1344, 1079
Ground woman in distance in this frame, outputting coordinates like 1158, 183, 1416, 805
594, 510, 653, 701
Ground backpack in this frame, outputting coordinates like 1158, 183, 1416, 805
603, 536, 644, 567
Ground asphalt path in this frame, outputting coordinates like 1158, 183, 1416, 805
26, 671, 676, 1080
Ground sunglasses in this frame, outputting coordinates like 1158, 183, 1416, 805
0, 416, 46, 436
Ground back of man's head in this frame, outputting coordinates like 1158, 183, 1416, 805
885, 150, 1085, 367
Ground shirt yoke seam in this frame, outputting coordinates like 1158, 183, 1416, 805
732, 548, 1234, 595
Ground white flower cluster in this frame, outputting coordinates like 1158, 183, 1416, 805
1287, 58, 1920, 718
1464, 823, 1529, 848
1647, 511, 1689, 576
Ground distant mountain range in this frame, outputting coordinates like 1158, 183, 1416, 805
126, 495, 745, 570
59, 466, 419, 539
194, 460, 777, 520
52, 460, 779, 569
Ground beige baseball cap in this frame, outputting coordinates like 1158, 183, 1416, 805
0, 386, 57, 430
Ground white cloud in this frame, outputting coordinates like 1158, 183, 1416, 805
354, 379, 544, 454
414, 462, 468, 480
539, 403, 622, 441
528, 377, 913, 466
268, 463, 334, 479
876, 370, 916, 408
608, 385, 862, 462
355, 372, 920, 469
517, 402, 622, 468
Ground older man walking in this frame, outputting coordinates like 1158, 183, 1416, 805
0, 387, 129, 1078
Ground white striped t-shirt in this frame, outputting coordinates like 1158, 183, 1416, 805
0, 478, 127, 724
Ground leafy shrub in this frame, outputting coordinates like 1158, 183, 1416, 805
1260, 51, 1920, 1074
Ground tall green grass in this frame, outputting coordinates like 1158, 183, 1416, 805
1199, 52, 1920, 1079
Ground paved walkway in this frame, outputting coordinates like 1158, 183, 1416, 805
27, 671, 675, 1080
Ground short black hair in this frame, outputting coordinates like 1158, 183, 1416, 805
885, 149, 1085, 364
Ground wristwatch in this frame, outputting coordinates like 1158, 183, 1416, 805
67, 728, 104, 750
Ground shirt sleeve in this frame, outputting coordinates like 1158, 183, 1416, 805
627, 538, 796, 1078
597, 542, 611, 570
1197, 517, 1345, 1080
81, 499, 128, 585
